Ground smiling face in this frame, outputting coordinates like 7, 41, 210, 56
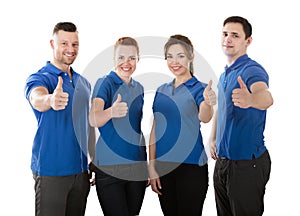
50, 30, 79, 71
222, 22, 252, 65
166, 44, 193, 78
114, 45, 139, 83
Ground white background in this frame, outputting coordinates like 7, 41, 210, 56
1, 0, 299, 215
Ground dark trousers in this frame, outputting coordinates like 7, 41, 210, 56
33, 171, 90, 216
94, 165, 147, 216
213, 150, 271, 216
156, 162, 209, 216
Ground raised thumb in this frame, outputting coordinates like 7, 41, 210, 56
116, 94, 122, 103
55, 76, 63, 91
237, 76, 247, 89
206, 80, 213, 90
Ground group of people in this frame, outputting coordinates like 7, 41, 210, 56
25, 16, 273, 216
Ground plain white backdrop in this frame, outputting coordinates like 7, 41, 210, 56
1, 0, 299, 215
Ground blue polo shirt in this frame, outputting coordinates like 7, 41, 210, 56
217, 54, 269, 160
92, 71, 146, 165
25, 61, 91, 176
153, 76, 208, 165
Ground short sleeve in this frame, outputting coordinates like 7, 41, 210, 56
24, 73, 52, 100
244, 64, 269, 89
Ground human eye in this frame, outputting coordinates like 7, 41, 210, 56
72, 43, 79, 48
222, 32, 228, 37
118, 56, 124, 60
129, 56, 136, 61
178, 54, 185, 59
166, 54, 173, 59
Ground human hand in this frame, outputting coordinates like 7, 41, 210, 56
232, 76, 252, 108
203, 80, 217, 106
111, 94, 128, 118
149, 166, 162, 195
210, 138, 218, 160
50, 76, 69, 110
89, 162, 97, 186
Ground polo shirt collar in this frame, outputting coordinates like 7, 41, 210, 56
169, 76, 197, 87
225, 54, 249, 71
109, 71, 135, 87
46, 61, 74, 75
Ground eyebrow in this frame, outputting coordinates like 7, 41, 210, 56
167, 52, 185, 55
223, 31, 239, 36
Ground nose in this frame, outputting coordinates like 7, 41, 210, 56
224, 35, 232, 44
169, 56, 179, 64
68, 45, 75, 52
66, 44, 76, 53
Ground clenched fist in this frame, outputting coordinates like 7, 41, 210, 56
50, 76, 69, 111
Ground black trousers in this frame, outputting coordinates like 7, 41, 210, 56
94, 164, 148, 216
156, 162, 209, 216
213, 150, 271, 216
33, 171, 90, 216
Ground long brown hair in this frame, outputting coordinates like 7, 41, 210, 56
164, 34, 194, 75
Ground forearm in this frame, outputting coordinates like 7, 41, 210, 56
29, 87, 51, 112
209, 109, 218, 143
209, 109, 218, 159
88, 126, 96, 162
89, 107, 112, 128
148, 122, 157, 168
250, 89, 273, 110
199, 101, 214, 123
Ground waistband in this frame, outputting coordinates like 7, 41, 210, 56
218, 150, 270, 162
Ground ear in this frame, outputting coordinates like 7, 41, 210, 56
246, 36, 252, 47
50, 39, 55, 49
188, 52, 194, 62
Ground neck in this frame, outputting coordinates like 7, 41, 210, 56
115, 71, 131, 85
174, 74, 192, 88
51, 60, 71, 74
226, 52, 247, 67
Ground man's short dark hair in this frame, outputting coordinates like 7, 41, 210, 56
223, 16, 252, 39
53, 22, 77, 35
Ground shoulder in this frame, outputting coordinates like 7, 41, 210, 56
156, 82, 172, 92
243, 58, 267, 74
132, 79, 144, 91
94, 74, 115, 87
74, 73, 91, 88
241, 58, 269, 86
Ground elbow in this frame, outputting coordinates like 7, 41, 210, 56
198, 108, 214, 123
198, 113, 213, 123
265, 99, 273, 110
263, 93, 274, 110
89, 113, 98, 128
269, 94, 274, 107
201, 118, 211, 124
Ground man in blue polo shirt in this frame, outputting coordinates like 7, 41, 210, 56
25, 22, 92, 216
209, 16, 274, 216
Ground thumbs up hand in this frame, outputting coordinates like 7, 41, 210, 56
111, 94, 128, 118
231, 76, 252, 108
50, 76, 69, 110
203, 80, 217, 106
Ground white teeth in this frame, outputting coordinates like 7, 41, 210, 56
122, 67, 130, 71
65, 53, 73, 57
